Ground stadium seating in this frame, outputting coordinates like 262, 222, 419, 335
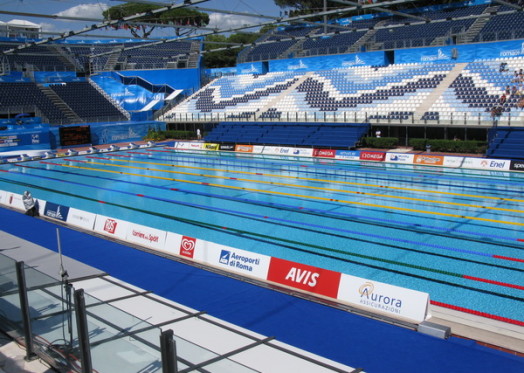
486, 127, 524, 159
0, 82, 68, 122
204, 122, 369, 148
49, 81, 128, 122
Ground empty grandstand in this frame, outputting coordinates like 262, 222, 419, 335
1, 0, 524, 372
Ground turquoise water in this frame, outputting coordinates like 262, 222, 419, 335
1, 147, 523, 322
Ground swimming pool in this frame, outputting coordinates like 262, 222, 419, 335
1, 147, 523, 323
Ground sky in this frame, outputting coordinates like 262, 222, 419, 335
0, 0, 284, 39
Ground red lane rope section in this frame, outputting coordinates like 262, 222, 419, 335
430, 300, 524, 327
493, 255, 524, 263
462, 275, 524, 290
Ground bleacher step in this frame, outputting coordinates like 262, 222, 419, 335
414, 62, 468, 121
256, 71, 315, 120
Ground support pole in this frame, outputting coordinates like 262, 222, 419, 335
74, 289, 93, 373
15, 261, 37, 361
160, 329, 177, 373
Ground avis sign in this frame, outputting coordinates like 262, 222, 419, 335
267, 257, 341, 298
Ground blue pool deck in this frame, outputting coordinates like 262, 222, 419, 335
0, 207, 523, 373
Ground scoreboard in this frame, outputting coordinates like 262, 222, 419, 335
59, 125, 91, 147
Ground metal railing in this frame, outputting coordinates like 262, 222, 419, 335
0, 250, 260, 373
161, 110, 524, 128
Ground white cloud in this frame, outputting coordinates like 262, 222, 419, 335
55, 3, 108, 19
208, 13, 258, 31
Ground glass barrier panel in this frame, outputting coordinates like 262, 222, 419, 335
81, 291, 162, 373
173, 335, 258, 373
0, 254, 22, 336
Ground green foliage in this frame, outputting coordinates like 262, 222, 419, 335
362, 137, 398, 148
203, 33, 258, 68
408, 138, 487, 153
103, 2, 209, 38
144, 129, 195, 141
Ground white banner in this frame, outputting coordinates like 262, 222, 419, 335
262, 146, 313, 157
125, 222, 167, 251
443, 156, 465, 168
386, 153, 415, 164
67, 208, 97, 230
4, 192, 24, 211
0, 190, 7, 206
461, 157, 511, 171
337, 274, 429, 323
94, 215, 129, 241
164, 232, 270, 280
174, 142, 203, 150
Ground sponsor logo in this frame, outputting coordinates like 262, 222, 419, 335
267, 258, 340, 298
342, 55, 365, 66
241, 64, 259, 74
288, 60, 308, 70
510, 161, 524, 171
313, 149, 336, 158
44, 202, 69, 221
131, 229, 159, 243
421, 48, 450, 62
360, 151, 385, 161
235, 145, 253, 153
336, 150, 360, 159
500, 42, 524, 57
179, 236, 196, 258
219, 144, 235, 151
219, 250, 261, 272
104, 219, 118, 234
358, 282, 403, 315
414, 155, 444, 165
31, 134, 40, 144
203, 143, 219, 150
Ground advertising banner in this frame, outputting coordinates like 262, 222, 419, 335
413, 155, 444, 166
126, 222, 167, 251
336, 150, 360, 161
267, 257, 341, 298
66, 208, 97, 230
164, 232, 271, 280
175, 141, 203, 150
3, 192, 24, 211
205, 243, 271, 280
269, 51, 386, 72
510, 160, 524, 171
262, 146, 313, 157
337, 274, 429, 322
386, 153, 414, 164
360, 151, 386, 162
443, 156, 465, 168
313, 149, 336, 158
0, 190, 6, 206
94, 215, 129, 241
219, 144, 235, 151
461, 157, 511, 171
202, 143, 219, 151
235, 145, 254, 153
43, 201, 70, 222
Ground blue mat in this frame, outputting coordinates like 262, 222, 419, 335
1, 208, 523, 372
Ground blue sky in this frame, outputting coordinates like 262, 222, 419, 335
0, 0, 284, 38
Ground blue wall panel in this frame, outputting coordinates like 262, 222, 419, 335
269, 51, 386, 72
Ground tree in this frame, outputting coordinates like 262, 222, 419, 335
103, 2, 209, 38
203, 33, 259, 68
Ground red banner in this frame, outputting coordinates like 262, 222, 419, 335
267, 257, 341, 298
360, 151, 386, 161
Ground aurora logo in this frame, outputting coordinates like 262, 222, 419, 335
359, 282, 403, 312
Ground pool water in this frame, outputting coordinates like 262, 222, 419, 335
1, 147, 523, 323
